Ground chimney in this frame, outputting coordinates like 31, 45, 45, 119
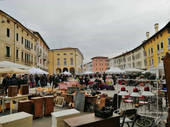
154, 23, 159, 33
146, 32, 150, 39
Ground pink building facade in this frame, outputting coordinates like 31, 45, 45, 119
92, 56, 108, 73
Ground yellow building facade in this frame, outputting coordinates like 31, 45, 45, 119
143, 23, 170, 70
48, 48, 84, 74
0, 10, 37, 67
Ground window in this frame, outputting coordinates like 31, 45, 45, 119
7, 19, 10, 23
148, 48, 150, 56
16, 49, 19, 59
16, 33, 19, 41
6, 46, 10, 57
168, 38, 170, 49
57, 53, 60, 56
21, 37, 23, 44
7, 28, 10, 37
21, 51, 24, 60
152, 59, 154, 66
31, 43, 33, 49
64, 53, 67, 55
157, 44, 159, 51
151, 48, 153, 55
64, 58, 67, 66
149, 59, 151, 66
161, 42, 163, 49
158, 57, 160, 64
57, 58, 60, 66
70, 58, 73, 65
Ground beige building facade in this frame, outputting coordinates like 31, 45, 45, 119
48, 48, 84, 74
32, 31, 49, 71
0, 10, 38, 67
112, 45, 146, 70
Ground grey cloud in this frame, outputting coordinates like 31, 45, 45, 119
1, 0, 170, 63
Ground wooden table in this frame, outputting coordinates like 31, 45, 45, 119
64, 113, 120, 127
0, 94, 29, 114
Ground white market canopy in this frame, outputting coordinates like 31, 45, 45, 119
124, 67, 144, 73
0, 67, 29, 74
0, 61, 31, 70
62, 71, 71, 75
105, 67, 125, 74
83, 71, 93, 74
142, 69, 156, 74
29, 67, 49, 74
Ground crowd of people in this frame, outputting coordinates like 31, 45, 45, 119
0, 72, 159, 95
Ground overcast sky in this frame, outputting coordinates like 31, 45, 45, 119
0, 0, 170, 63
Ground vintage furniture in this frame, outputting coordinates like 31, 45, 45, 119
51, 109, 80, 127
120, 109, 137, 127
0, 112, 33, 127
98, 97, 106, 109
55, 96, 64, 108
84, 96, 97, 112
18, 100, 33, 114
74, 92, 85, 112
44, 96, 54, 116
1, 94, 29, 114
31, 97, 44, 118
20, 85, 29, 95
8, 86, 18, 97
64, 113, 120, 127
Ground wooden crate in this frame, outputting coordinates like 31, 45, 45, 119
20, 85, 29, 95
31, 97, 44, 118
8, 86, 18, 97
51, 109, 80, 127
0, 112, 33, 127
18, 100, 33, 114
44, 96, 54, 116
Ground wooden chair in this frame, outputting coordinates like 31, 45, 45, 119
55, 96, 64, 108
120, 109, 138, 127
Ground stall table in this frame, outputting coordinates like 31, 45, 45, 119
64, 113, 120, 127
1, 94, 29, 114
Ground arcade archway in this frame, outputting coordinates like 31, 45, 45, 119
70, 67, 75, 74
56, 68, 61, 73
63, 68, 68, 72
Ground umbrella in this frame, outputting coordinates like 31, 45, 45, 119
141, 91, 154, 97
0, 67, 29, 74
142, 69, 156, 74
83, 71, 93, 74
118, 86, 129, 96
105, 67, 125, 74
29, 67, 49, 74
118, 91, 129, 96
62, 71, 71, 75
141, 86, 154, 97
0, 61, 31, 70
130, 88, 141, 97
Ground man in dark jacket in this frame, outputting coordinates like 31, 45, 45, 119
10, 74, 18, 86
2, 74, 11, 94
